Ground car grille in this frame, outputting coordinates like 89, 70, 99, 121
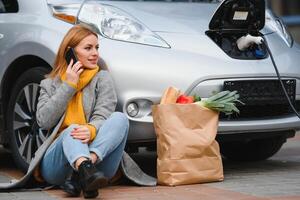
220, 100, 300, 120
220, 79, 297, 120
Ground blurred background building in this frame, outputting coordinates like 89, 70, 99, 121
268, 0, 300, 44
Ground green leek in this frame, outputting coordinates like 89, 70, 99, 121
194, 90, 243, 115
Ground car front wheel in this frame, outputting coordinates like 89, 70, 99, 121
7, 67, 50, 172
220, 136, 286, 161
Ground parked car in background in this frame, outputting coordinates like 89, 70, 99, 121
0, 0, 300, 172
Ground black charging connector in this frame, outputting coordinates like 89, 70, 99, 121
263, 40, 300, 119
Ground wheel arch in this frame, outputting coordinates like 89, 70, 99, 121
0, 55, 52, 144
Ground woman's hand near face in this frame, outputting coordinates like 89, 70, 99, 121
66, 59, 84, 85
70, 125, 91, 143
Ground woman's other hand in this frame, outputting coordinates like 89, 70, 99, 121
66, 59, 84, 85
70, 125, 91, 143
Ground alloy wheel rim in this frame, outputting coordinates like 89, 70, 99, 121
13, 83, 49, 164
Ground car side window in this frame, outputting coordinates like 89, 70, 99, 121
0, 0, 18, 13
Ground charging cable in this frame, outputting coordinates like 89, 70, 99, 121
236, 34, 300, 119
263, 39, 300, 119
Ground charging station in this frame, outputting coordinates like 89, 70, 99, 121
206, 0, 268, 60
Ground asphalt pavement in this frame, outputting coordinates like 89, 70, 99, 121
0, 133, 299, 200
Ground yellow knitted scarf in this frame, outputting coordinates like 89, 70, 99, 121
60, 66, 99, 140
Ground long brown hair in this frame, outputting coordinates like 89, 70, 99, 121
47, 24, 98, 78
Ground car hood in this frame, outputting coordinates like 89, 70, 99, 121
99, 1, 273, 35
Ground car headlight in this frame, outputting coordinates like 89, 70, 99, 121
274, 18, 293, 47
266, 10, 293, 48
77, 0, 170, 48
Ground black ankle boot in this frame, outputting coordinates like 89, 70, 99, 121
83, 189, 99, 199
60, 172, 81, 197
78, 160, 108, 198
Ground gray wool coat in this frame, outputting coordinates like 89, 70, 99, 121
0, 70, 156, 190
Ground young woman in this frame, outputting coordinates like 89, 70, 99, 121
36, 24, 129, 198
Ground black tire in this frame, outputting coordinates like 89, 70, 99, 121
220, 136, 286, 161
7, 67, 50, 172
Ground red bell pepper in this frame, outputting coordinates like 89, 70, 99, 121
176, 95, 194, 104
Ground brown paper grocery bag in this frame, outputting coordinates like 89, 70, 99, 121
152, 103, 224, 186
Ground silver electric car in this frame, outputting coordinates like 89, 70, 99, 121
0, 0, 300, 171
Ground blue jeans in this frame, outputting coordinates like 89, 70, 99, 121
40, 112, 129, 185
